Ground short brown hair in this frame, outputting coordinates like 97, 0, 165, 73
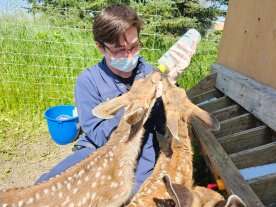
93, 4, 143, 46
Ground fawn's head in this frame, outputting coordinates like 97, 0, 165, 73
161, 77, 220, 143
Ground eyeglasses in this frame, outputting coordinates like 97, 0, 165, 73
102, 41, 142, 58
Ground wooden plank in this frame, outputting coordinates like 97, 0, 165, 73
230, 142, 276, 169
214, 113, 262, 138
217, 0, 276, 90
211, 104, 246, 121
213, 64, 276, 132
218, 125, 272, 154
199, 96, 233, 113
249, 173, 276, 206
190, 88, 223, 104
187, 73, 217, 97
191, 118, 265, 207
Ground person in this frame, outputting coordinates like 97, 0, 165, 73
36, 4, 165, 193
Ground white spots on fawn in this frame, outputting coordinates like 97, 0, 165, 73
67, 183, 72, 190
99, 175, 106, 185
18, 200, 24, 207
108, 151, 114, 157
35, 192, 41, 200
80, 197, 88, 206
120, 191, 127, 197
177, 166, 182, 172
58, 192, 63, 198
84, 175, 89, 182
78, 170, 85, 177
43, 188, 49, 194
73, 188, 79, 194
61, 196, 70, 206
118, 170, 123, 176
57, 182, 63, 190
113, 193, 120, 200
91, 192, 96, 200
91, 182, 97, 188
68, 202, 75, 207
95, 171, 101, 178
26, 197, 34, 205
68, 176, 73, 181
86, 192, 90, 199
78, 192, 90, 206
146, 188, 152, 194
87, 161, 94, 169
76, 179, 82, 186
102, 161, 107, 168
175, 173, 183, 183
77, 200, 82, 207
51, 185, 57, 192
110, 182, 119, 188
107, 175, 112, 181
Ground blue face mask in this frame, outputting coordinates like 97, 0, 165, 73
109, 53, 139, 72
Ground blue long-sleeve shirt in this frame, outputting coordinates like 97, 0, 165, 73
75, 57, 163, 192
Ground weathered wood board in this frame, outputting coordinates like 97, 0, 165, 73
213, 64, 276, 133
188, 73, 276, 207
217, 0, 276, 90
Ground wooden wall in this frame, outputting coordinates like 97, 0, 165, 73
217, 0, 276, 90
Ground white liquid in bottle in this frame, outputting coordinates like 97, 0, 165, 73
158, 29, 201, 82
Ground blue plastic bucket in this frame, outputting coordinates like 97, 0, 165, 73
44, 105, 79, 145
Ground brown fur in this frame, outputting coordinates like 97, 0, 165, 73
126, 77, 224, 207
0, 72, 161, 207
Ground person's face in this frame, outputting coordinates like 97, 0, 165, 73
97, 26, 141, 78
104, 26, 140, 58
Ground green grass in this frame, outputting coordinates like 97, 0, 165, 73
0, 14, 173, 117
177, 31, 222, 89
0, 13, 221, 148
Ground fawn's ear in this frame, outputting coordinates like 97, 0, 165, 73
220, 195, 246, 207
192, 106, 220, 131
163, 175, 193, 207
124, 107, 145, 125
166, 111, 180, 141
92, 95, 127, 119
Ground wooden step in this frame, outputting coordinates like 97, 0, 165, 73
187, 73, 217, 97
218, 125, 272, 154
190, 88, 224, 104
191, 118, 264, 207
214, 113, 262, 138
212, 104, 246, 121
199, 96, 233, 113
230, 142, 276, 169
249, 173, 276, 206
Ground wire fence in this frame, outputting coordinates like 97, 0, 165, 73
0, 1, 222, 122
0, 0, 168, 120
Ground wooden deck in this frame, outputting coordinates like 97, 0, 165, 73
188, 73, 276, 207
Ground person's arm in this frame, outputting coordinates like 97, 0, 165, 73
75, 73, 123, 148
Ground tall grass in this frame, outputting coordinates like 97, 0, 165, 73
0, 11, 221, 146
0, 13, 175, 117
